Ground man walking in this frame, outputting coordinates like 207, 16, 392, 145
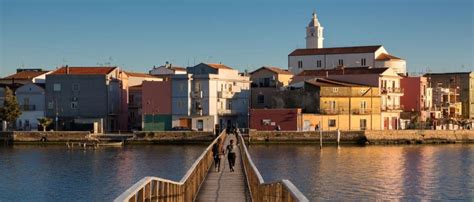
226, 139, 237, 172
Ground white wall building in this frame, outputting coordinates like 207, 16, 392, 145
289, 12, 406, 75
15, 83, 46, 131
171, 63, 250, 131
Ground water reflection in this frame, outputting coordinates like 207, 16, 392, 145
249, 144, 473, 201
0, 144, 205, 201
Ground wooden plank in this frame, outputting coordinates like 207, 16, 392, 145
196, 135, 250, 202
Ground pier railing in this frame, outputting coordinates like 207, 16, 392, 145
238, 133, 309, 202
114, 131, 227, 202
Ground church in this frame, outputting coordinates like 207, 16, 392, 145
288, 12, 407, 75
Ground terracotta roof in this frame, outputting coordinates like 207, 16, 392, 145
1, 71, 49, 80
305, 78, 364, 87
296, 67, 389, 77
376, 53, 402, 61
250, 66, 292, 75
205, 63, 233, 70
289, 45, 382, 56
51, 66, 117, 75
125, 71, 161, 78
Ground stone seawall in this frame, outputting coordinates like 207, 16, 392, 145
0, 131, 216, 144
249, 130, 474, 144
364, 130, 474, 144
249, 130, 366, 143
0, 131, 91, 143
130, 131, 215, 143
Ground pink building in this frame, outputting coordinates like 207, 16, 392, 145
141, 79, 172, 131
400, 76, 433, 121
142, 80, 172, 115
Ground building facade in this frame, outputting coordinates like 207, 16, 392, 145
171, 63, 250, 132
250, 66, 293, 109
288, 12, 406, 75
45, 66, 123, 132
400, 76, 434, 122
425, 72, 473, 120
142, 80, 172, 131
291, 67, 403, 130
15, 83, 46, 131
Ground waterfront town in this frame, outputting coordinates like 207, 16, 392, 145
1, 12, 473, 133
1, 2, 473, 201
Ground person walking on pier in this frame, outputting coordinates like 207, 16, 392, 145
212, 141, 222, 172
226, 139, 237, 172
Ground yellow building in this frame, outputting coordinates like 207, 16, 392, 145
301, 78, 381, 131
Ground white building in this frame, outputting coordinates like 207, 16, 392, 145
288, 12, 407, 75
15, 83, 46, 131
171, 63, 250, 131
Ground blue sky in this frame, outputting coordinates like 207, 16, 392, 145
0, 0, 473, 76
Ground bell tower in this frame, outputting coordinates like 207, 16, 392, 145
306, 11, 324, 49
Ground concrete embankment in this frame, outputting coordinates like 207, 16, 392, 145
249, 130, 474, 144
0, 131, 215, 144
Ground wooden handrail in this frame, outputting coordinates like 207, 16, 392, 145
114, 131, 227, 202
238, 133, 309, 202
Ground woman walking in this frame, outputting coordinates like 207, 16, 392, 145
212, 141, 222, 172
226, 139, 237, 172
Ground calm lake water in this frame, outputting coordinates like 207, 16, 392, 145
0, 144, 206, 201
1, 144, 473, 201
249, 144, 474, 201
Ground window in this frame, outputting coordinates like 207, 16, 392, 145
361, 101, 367, 113
257, 95, 265, 104
317, 60, 322, 68
338, 59, 344, 66
179, 83, 185, 92
361, 58, 366, 66
330, 100, 337, 111
263, 78, 271, 87
53, 83, 61, 92
195, 101, 201, 110
262, 119, 271, 125
227, 100, 232, 110
329, 119, 336, 127
360, 119, 367, 130
298, 61, 303, 68
72, 83, 80, 91
71, 101, 78, 109
195, 82, 201, 92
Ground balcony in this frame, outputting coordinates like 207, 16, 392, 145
381, 87, 404, 95
217, 109, 238, 116
217, 91, 234, 99
191, 91, 202, 98
21, 105, 36, 111
320, 109, 349, 115
381, 105, 403, 112
351, 109, 372, 115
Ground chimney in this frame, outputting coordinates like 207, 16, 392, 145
66, 65, 69, 74
326, 71, 329, 78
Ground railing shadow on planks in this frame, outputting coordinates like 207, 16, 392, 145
114, 130, 309, 202
114, 131, 228, 202
237, 133, 309, 202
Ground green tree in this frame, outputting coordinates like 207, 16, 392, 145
0, 87, 21, 130
37, 117, 53, 131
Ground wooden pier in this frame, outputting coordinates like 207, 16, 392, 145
114, 131, 308, 202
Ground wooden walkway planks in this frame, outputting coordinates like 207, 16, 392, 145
196, 135, 250, 202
